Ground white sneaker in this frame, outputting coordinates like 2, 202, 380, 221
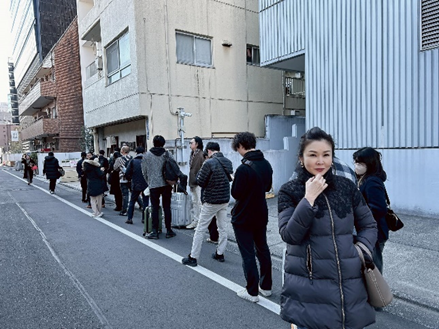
206, 238, 218, 244
95, 212, 104, 218
237, 288, 259, 303
186, 220, 198, 229
258, 287, 272, 297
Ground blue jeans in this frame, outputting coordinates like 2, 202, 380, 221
373, 241, 386, 274
128, 190, 149, 221
120, 183, 130, 212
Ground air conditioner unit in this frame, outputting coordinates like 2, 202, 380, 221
95, 56, 103, 70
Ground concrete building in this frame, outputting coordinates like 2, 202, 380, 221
259, 0, 439, 216
77, 0, 284, 155
10, 0, 83, 152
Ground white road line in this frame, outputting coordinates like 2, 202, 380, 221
7, 191, 113, 329
5, 170, 281, 315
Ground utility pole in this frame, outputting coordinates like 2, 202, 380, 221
176, 107, 192, 166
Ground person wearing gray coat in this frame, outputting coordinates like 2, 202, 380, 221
278, 127, 377, 329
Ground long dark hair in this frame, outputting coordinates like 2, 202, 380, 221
353, 147, 385, 177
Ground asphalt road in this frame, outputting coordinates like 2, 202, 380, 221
0, 168, 432, 329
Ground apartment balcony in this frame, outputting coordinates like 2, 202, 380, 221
19, 80, 56, 116
21, 118, 60, 141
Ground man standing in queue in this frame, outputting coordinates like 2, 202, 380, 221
231, 132, 273, 303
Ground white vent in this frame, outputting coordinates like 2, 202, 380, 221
421, 0, 439, 50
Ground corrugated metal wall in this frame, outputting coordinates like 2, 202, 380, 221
260, 0, 439, 149
259, 0, 306, 66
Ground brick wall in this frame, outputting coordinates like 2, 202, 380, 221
53, 18, 84, 152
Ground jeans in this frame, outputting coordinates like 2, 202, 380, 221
190, 202, 228, 259
128, 189, 149, 221
149, 185, 172, 231
120, 183, 130, 212
373, 241, 386, 274
233, 224, 272, 296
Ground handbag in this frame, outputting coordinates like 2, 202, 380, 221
58, 168, 65, 177
384, 187, 404, 231
355, 242, 393, 307
31, 165, 38, 171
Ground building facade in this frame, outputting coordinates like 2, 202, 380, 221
259, 0, 439, 215
18, 19, 85, 152
77, 0, 284, 154
10, 0, 82, 152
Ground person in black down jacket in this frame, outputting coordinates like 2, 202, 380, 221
124, 147, 149, 225
230, 132, 273, 303
21, 154, 36, 185
43, 152, 62, 194
353, 147, 388, 274
83, 156, 106, 217
278, 127, 377, 329
182, 142, 233, 267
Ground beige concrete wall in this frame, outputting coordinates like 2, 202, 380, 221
79, 0, 283, 145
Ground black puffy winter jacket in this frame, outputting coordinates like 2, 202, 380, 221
278, 168, 377, 329
196, 152, 233, 204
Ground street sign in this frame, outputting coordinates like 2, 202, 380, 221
11, 130, 19, 142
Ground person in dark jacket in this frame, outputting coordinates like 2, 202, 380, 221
97, 150, 109, 208
124, 147, 149, 224
83, 156, 106, 217
182, 142, 233, 267
231, 132, 273, 303
76, 152, 88, 202
108, 151, 123, 211
278, 127, 377, 329
43, 152, 62, 194
21, 154, 36, 185
141, 135, 176, 239
353, 147, 388, 274
186, 136, 205, 229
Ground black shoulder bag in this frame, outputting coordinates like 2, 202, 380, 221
384, 187, 404, 232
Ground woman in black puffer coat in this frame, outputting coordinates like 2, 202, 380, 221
353, 147, 388, 274
278, 127, 377, 329
83, 157, 106, 217
43, 152, 62, 194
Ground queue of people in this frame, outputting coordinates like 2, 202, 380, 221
30, 126, 390, 329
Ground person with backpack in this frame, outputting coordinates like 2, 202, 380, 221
182, 142, 233, 267
141, 135, 177, 239
113, 146, 133, 216
124, 147, 149, 224
230, 132, 273, 303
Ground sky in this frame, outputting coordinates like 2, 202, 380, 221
0, 1, 11, 104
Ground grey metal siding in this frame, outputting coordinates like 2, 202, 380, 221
303, 0, 439, 149
259, 0, 306, 66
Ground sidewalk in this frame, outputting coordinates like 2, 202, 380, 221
59, 179, 439, 323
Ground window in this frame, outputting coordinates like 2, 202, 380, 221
106, 31, 131, 84
176, 32, 212, 67
246, 45, 260, 65
421, 0, 439, 50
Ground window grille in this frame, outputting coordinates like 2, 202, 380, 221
421, 0, 439, 50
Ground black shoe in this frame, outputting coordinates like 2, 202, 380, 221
147, 232, 159, 240
114, 208, 122, 211
212, 252, 225, 263
82, 200, 87, 203
141, 219, 144, 224
166, 230, 176, 238
125, 219, 133, 224
182, 255, 197, 267
119, 212, 127, 216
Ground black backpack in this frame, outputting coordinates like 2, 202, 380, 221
162, 151, 180, 186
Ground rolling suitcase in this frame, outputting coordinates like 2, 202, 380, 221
143, 206, 163, 236
171, 192, 192, 228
